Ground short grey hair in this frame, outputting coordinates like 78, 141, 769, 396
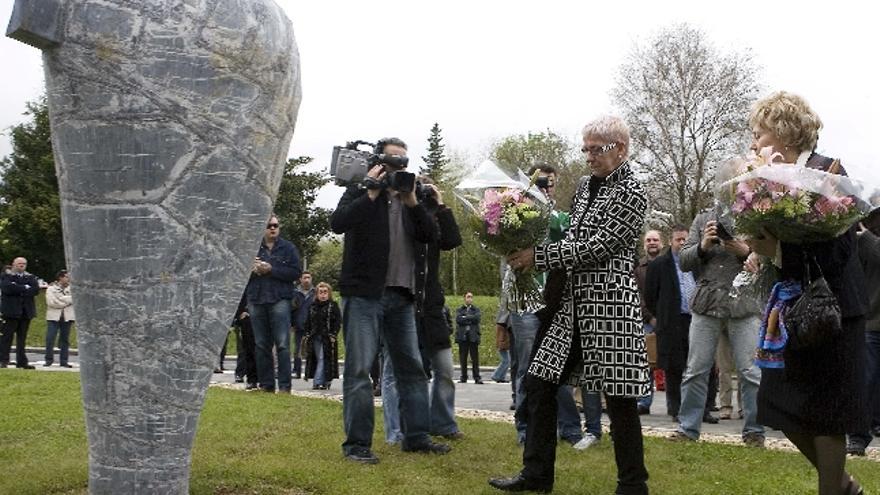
581, 115, 631, 151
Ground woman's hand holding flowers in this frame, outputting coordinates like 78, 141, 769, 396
507, 248, 535, 271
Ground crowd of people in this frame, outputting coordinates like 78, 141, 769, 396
1, 90, 878, 495
488, 94, 879, 495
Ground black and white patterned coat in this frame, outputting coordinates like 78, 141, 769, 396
530, 162, 650, 397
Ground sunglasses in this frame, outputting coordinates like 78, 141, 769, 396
581, 142, 617, 156
266, 223, 279, 229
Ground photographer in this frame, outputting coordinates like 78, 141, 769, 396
330, 137, 450, 464
669, 209, 766, 447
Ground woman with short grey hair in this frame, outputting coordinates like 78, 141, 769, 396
490, 115, 651, 494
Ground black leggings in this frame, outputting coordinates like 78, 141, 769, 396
520, 331, 648, 494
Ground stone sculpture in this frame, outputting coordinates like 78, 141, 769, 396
6, 1, 301, 492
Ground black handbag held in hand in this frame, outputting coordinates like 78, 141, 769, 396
786, 256, 842, 350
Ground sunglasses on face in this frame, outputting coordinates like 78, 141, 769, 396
266, 223, 279, 229
581, 142, 617, 156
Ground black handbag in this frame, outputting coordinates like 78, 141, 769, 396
786, 256, 842, 350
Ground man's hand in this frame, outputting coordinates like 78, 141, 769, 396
700, 220, 719, 251
506, 248, 535, 271
252, 258, 272, 276
366, 165, 386, 201
722, 239, 751, 258
240, 311, 250, 319
425, 184, 444, 205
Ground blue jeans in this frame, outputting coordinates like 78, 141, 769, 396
637, 323, 654, 409
677, 313, 764, 440
509, 312, 583, 443
381, 347, 404, 444
249, 299, 292, 391
313, 339, 326, 386
428, 346, 459, 436
45, 320, 73, 365
493, 349, 510, 382
581, 388, 603, 439
341, 291, 431, 454
849, 330, 880, 447
383, 345, 459, 439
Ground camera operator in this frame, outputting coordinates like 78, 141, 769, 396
330, 137, 450, 464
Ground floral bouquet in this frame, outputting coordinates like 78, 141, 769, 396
455, 160, 550, 306
716, 147, 880, 244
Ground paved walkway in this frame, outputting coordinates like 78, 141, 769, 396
12, 349, 879, 459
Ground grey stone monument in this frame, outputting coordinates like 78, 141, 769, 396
6, 1, 301, 492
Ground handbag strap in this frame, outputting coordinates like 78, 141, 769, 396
802, 253, 826, 286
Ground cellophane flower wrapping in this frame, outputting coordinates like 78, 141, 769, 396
455, 160, 551, 307
716, 147, 880, 244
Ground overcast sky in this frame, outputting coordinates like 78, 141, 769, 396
1, 0, 877, 209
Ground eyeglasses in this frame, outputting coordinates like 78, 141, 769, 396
266, 223, 279, 229
581, 142, 617, 156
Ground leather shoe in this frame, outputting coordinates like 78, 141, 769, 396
488, 473, 552, 493
474, 378, 484, 384
702, 413, 719, 424
402, 441, 451, 454
17, 364, 35, 369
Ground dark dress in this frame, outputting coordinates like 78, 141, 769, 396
303, 299, 341, 382
757, 154, 869, 434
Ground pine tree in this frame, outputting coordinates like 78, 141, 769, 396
420, 122, 448, 184
272, 156, 332, 264
0, 98, 65, 278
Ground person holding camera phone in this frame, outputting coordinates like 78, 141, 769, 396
330, 137, 450, 464
667, 209, 766, 447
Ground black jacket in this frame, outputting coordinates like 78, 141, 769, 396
417, 200, 462, 353
455, 304, 481, 343
780, 153, 867, 319
330, 186, 436, 298
0, 271, 40, 319
644, 249, 690, 370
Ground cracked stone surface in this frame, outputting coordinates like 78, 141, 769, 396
6, 1, 301, 493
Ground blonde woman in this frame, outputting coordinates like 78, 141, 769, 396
303, 282, 341, 390
747, 91, 867, 495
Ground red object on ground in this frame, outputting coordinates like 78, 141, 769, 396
654, 369, 666, 391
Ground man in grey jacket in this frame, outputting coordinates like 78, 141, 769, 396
669, 210, 766, 447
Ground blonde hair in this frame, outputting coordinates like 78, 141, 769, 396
316, 282, 334, 301
581, 115, 631, 152
749, 91, 822, 153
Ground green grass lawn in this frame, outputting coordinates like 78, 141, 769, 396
1, 371, 878, 494
23, 293, 508, 369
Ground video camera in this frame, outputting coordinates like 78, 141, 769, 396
329, 139, 432, 200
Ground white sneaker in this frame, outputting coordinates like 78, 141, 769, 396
572, 433, 599, 450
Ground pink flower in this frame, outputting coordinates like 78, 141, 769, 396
754, 198, 773, 212
813, 195, 856, 216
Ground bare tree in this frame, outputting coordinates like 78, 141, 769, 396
613, 24, 761, 226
